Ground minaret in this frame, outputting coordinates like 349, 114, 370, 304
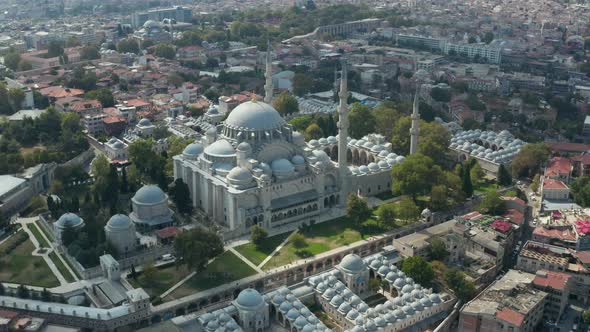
338, 60, 349, 182
263, 42, 273, 104
409, 87, 420, 155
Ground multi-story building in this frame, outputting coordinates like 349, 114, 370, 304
459, 270, 547, 332
130, 6, 192, 28
83, 113, 106, 136
531, 270, 572, 322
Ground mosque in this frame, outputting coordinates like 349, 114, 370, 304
173, 52, 418, 239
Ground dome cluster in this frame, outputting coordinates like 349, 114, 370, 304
270, 287, 331, 332
450, 129, 525, 163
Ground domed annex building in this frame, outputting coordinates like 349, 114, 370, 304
132, 20, 172, 43
173, 55, 405, 239
129, 185, 174, 232
104, 214, 138, 255
54, 213, 85, 244
187, 251, 454, 332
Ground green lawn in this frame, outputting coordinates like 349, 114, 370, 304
234, 232, 290, 266
264, 217, 386, 270
35, 221, 54, 242
128, 263, 192, 299
49, 252, 75, 283
28, 223, 50, 248
474, 181, 499, 194
0, 232, 59, 288
163, 251, 257, 301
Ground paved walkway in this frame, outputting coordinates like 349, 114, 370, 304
16, 217, 80, 286
228, 247, 263, 273
160, 271, 196, 299
258, 230, 297, 269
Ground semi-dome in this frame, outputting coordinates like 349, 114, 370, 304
224, 101, 286, 131
236, 142, 252, 152
57, 213, 83, 228
291, 155, 305, 165
183, 142, 204, 157
227, 167, 253, 184
112, 141, 125, 149
234, 288, 264, 309
271, 159, 295, 174
204, 139, 235, 157
133, 185, 167, 205
106, 214, 132, 229
339, 254, 366, 274
312, 150, 330, 163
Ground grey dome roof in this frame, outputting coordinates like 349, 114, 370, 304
227, 167, 253, 183
56, 213, 83, 228
339, 254, 366, 274
235, 288, 264, 309
204, 139, 235, 157
133, 185, 166, 205
107, 214, 132, 229
183, 142, 204, 156
291, 155, 305, 165
224, 101, 285, 131
236, 142, 252, 152
112, 141, 125, 149
138, 118, 151, 126
271, 158, 294, 173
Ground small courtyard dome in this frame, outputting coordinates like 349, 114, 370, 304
133, 185, 167, 205
56, 213, 84, 229
338, 254, 366, 274
234, 288, 264, 310
183, 142, 204, 158
138, 118, 152, 126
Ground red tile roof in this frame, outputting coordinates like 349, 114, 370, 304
501, 196, 526, 207
70, 99, 102, 112
125, 99, 151, 108
543, 178, 568, 190
496, 308, 525, 327
491, 220, 513, 233
461, 211, 483, 220
571, 154, 590, 166
547, 142, 590, 154
575, 251, 590, 265
155, 226, 179, 239
39, 86, 85, 98
545, 157, 572, 177
533, 270, 571, 290
103, 116, 126, 124
503, 209, 525, 226
533, 226, 576, 242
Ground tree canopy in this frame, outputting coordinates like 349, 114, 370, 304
347, 194, 371, 226
402, 256, 434, 287
479, 191, 505, 215
174, 228, 224, 271
391, 153, 443, 199
511, 143, 550, 178
154, 44, 176, 60
273, 92, 299, 115
348, 103, 376, 139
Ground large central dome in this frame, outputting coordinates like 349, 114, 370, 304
224, 101, 286, 131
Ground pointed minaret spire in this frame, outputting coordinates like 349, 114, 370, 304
264, 41, 273, 104
410, 86, 421, 155
338, 59, 350, 191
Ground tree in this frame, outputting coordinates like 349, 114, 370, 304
4, 52, 20, 71
273, 92, 299, 115
431, 87, 451, 102
85, 89, 115, 107
583, 310, 590, 324
479, 191, 505, 215
376, 204, 396, 228
461, 164, 474, 198
17, 285, 29, 299
347, 194, 371, 227
154, 44, 176, 60
402, 256, 434, 287
497, 164, 512, 186
174, 228, 224, 270
117, 39, 140, 54
41, 288, 51, 302
395, 197, 420, 223
418, 121, 451, 165
445, 268, 475, 302
61, 113, 81, 133
47, 40, 64, 57
80, 45, 100, 60
170, 178, 192, 214
290, 233, 307, 249
251, 225, 268, 247
304, 123, 323, 141
511, 143, 550, 178
7, 88, 25, 111
369, 278, 381, 293
430, 184, 448, 211
61, 224, 78, 247
372, 104, 400, 138
531, 174, 540, 193
348, 103, 376, 139
293, 73, 313, 96
470, 162, 485, 184
482, 31, 494, 44
428, 237, 449, 261
392, 153, 442, 199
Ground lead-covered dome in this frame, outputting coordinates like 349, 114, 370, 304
106, 214, 132, 230
133, 185, 167, 205
224, 101, 286, 131
234, 288, 264, 310
56, 213, 84, 229
338, 254, 366, 274
204, 139, 235, 157
183, 142, 204, 158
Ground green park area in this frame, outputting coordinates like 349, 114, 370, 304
234, 232, 290, 266
49, 252, 76, 283
27, 223, 50, 248
130, 251, 257, 302
0, 231, 59, 288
